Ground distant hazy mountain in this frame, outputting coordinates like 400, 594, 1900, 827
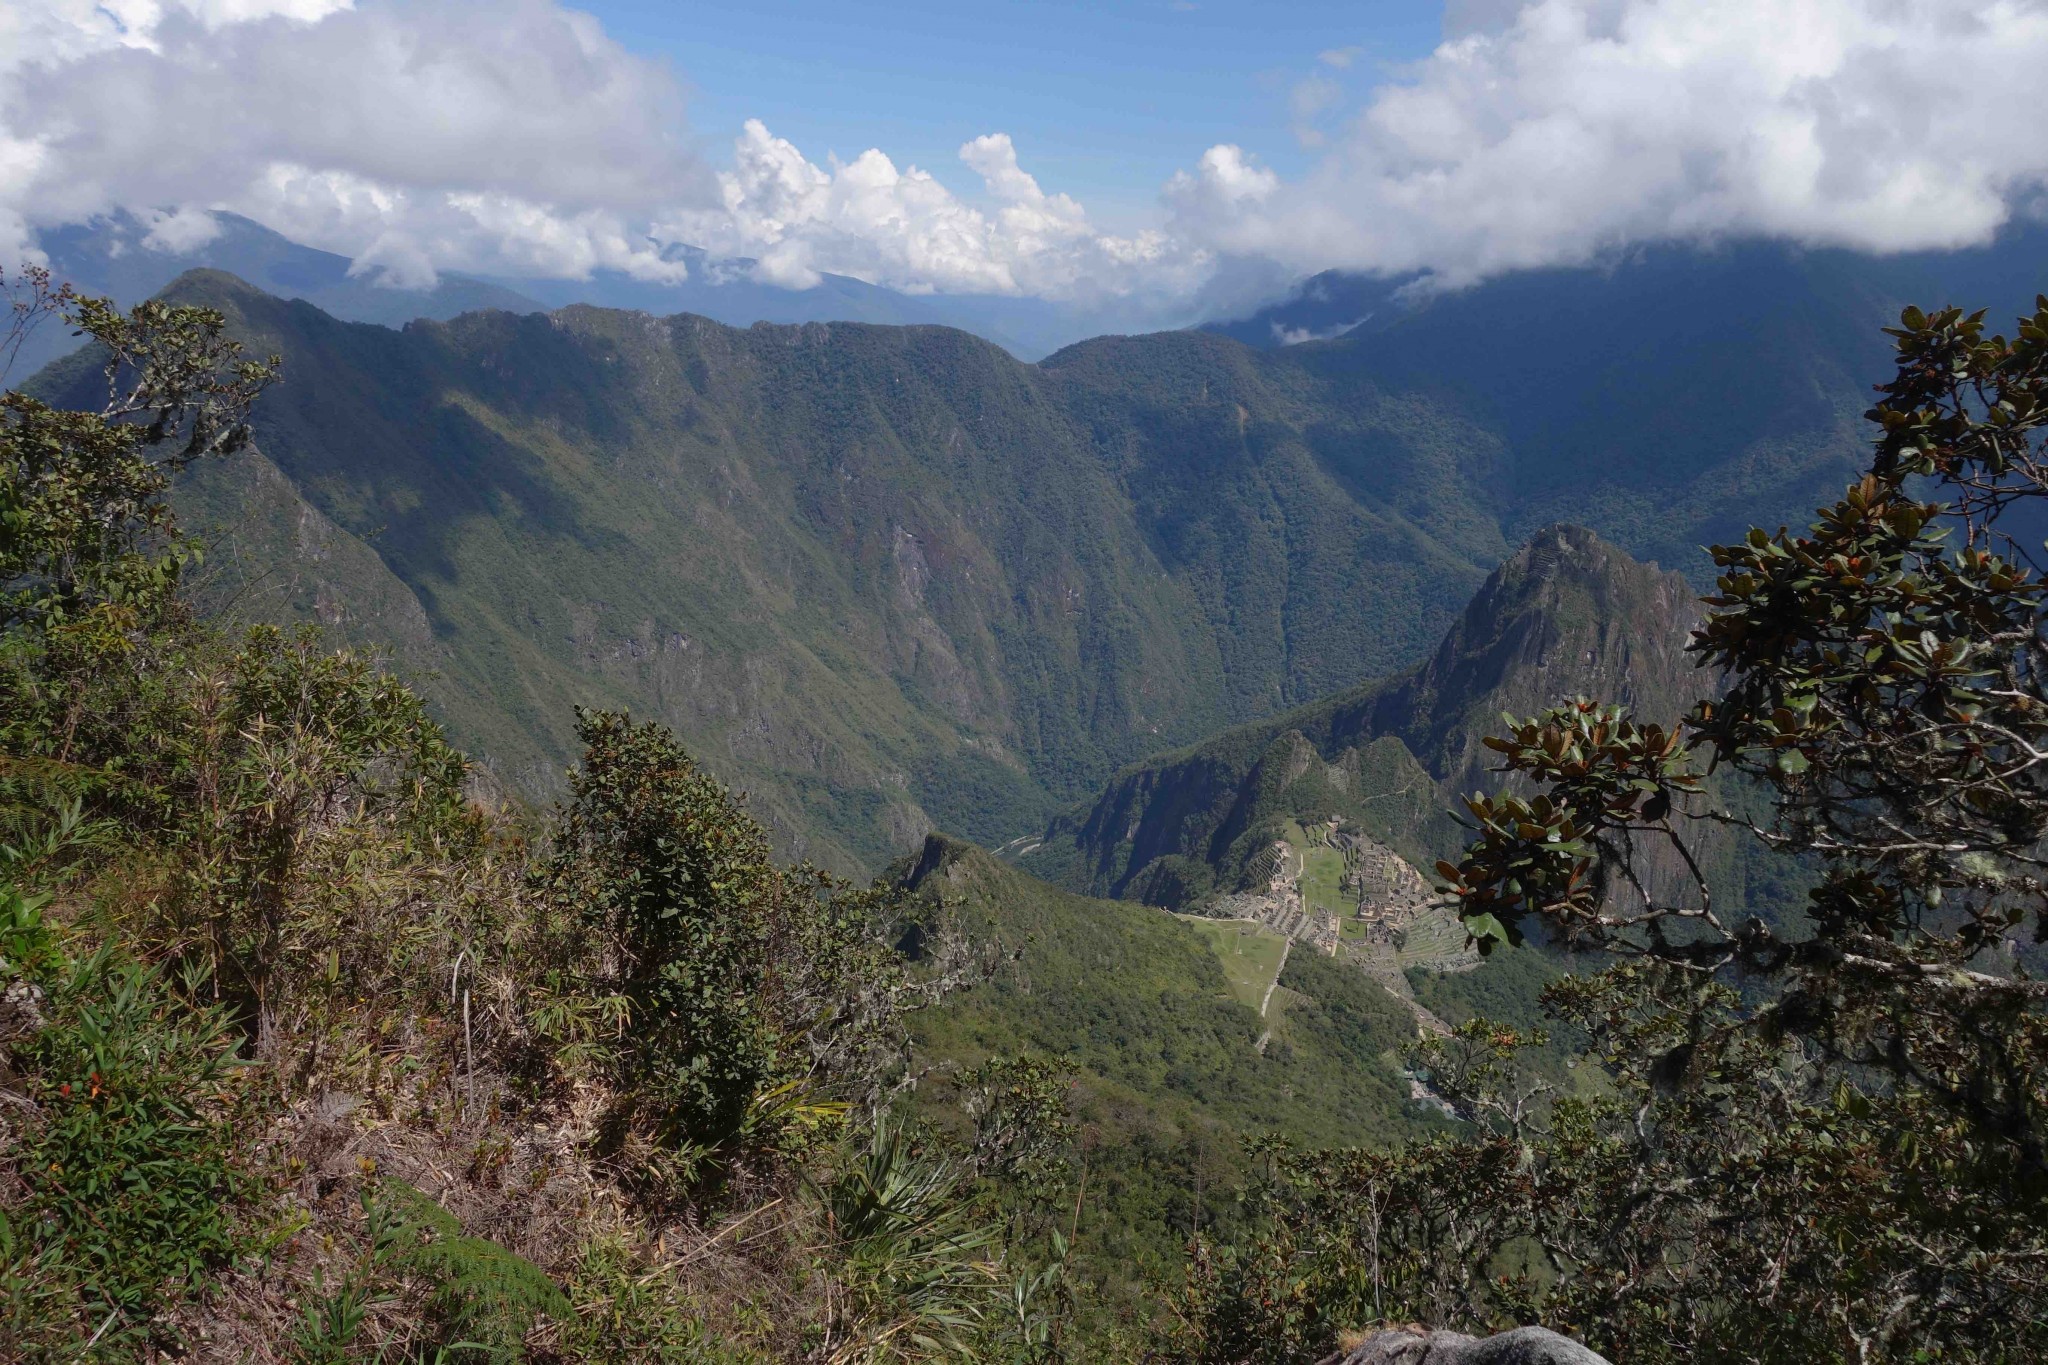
8, 211, 1137, 377
1205, 229, 2048, 355
1202, 270, 1422, 348
1220, 232, 2048, 576
486, 252, 1143, 361
9, 212, 545, 381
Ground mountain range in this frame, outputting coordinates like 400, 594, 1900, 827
1025, 523, 1702, 905
7, 211, 1158, 379
35, 270, 1509, 868
26, 225, 2048, 871
21, 232, 2017, 1329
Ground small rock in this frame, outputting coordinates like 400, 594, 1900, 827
1333, 1326, 1612, 1365
0, 979, 47, 1039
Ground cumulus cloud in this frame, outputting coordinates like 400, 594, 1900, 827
1, 0, 711, 283
139, 204, 227, 253
1, 0, 1189, 301
657, 121, 1197, 300
14, 0, 2048, 310
1173, 0, 2048, 286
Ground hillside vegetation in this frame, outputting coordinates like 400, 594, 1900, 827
895, 836, 1427, 1328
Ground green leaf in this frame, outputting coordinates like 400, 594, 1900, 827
1464, 912, 1507, 944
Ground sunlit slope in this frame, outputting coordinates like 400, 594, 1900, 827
899, 834, 1427, 1307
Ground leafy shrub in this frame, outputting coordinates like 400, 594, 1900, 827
0, 289, 274, 635
0, 895, 269, 1357
542, 710, 941, 1175
382, 1180, 570, 1361
960, 1055, 1077, 1202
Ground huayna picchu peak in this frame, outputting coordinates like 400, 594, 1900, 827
1026, 522, 1701, 911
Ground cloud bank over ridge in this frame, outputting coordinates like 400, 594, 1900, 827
7, 0, 2048, 306
1173, 0, 2048, 287
0, 0, 1188, 302
2, 0, 712, 287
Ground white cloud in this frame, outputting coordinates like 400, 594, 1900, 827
1272, 314, 1374, 346
1172, 0, 2048, 286
1166, 145, 1280, 224
139, 204, 225, 253
12, 0, 2048, 311
1, 0, 1191, 302
1, 0, 710, 284
659, 121, 1199, 300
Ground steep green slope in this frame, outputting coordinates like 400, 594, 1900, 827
39, 247, 2011, 871
50, 270, 1516, 869
900, 835, 1427, 1316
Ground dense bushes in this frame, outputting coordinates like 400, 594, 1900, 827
0, 879, 271, 1358
0, 277, 1067, 1360
1167, 303, 2048, 1363
542, 710, 941, 1182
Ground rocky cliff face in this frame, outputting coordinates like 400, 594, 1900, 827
1031, 525, 1706, 905
1361, 523, 1704, 801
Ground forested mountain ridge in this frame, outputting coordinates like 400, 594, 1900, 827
34, 239, 2026, 870
1027, 524, 1703, 907
36, 270, 1517, 869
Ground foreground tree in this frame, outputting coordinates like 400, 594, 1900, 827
2, 273, 276, 634
1173, 301, 2048, 1364
539, 708, 969, 1192
0, 280, 1039, 1360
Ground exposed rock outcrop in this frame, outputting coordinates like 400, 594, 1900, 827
1324, 1325, 1612, 1365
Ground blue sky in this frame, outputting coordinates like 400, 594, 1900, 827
562, 0, 1445, 228
8, 2, 2048, 306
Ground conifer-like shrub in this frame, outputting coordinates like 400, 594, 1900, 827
541, 709, 945, 1182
